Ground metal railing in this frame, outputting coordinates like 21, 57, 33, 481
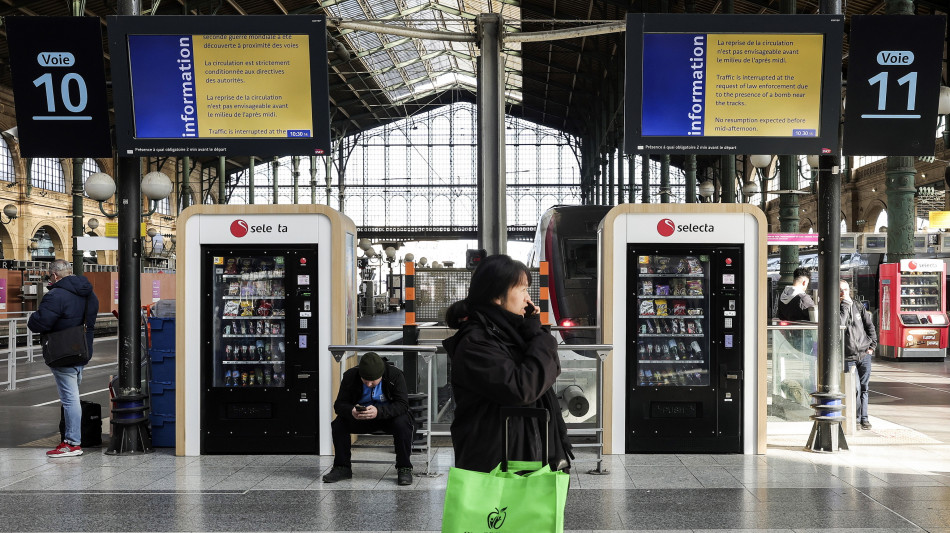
1, 312, 119, 390
346, 328, 613, 474
328, 344, 438, 474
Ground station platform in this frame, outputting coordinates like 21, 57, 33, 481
0, 312, 948, 532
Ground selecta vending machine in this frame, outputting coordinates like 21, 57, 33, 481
177, 205, 357, 455
599, 204, 767, 455
878, 259, 948, 360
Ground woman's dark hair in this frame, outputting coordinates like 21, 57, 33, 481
445, 254, 530, 328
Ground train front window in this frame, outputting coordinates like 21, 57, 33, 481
563, 239, 597, 279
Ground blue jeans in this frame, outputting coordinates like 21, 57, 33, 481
51, 365, 83, 445
845, 354, 871, 423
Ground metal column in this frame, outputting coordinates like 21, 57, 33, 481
476, 13, 506, 256
806, 0, 847, 453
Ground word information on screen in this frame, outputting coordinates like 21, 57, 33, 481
641, 33, 823, 138
128, 33, 313, 139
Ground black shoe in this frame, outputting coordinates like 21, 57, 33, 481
322, 466, 352, 483
397, 467, 413, 486
860, 421, 872, 430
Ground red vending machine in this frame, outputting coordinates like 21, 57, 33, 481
879, 259, 948, 360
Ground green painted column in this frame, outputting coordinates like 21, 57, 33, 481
272, 157, 279, 205
248, 157, 255, 204
660, 155, 670, 203
292, 156, 300, 204
778, 155, 800, 286
181, 156, 191, 210
685, 155, 696, 203
218, 156, 226, 204
886, 156, 916, 262
720, 155, 736, 203
71, 158, 84, 275
641, 154, 650, 204
884, 0, 917, 263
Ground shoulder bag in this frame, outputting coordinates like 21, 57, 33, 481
41, 292, 91, 368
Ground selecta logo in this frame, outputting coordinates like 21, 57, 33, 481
657, 219, 676, 237
230, 219, 249, 238
656, 218, 716, 237
908, 260, 918, 270
487, 507, 507, 529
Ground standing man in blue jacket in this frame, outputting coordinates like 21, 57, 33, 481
27, 259, 99, 457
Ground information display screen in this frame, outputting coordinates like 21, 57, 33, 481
109, 16, 330, 156
625, 14, 843, 155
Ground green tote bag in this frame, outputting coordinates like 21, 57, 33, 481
441, 460, 569, 533
441, 407, 569, 533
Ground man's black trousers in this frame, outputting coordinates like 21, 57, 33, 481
330, 412, 414, 469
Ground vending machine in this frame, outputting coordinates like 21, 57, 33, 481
600, 204, 766, 455
878, 259, 948, 360
177, 205, 357, 456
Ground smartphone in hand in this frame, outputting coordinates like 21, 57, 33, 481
355, 404, 368, 412
524, 303, 537, 315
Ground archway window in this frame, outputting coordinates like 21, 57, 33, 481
30, 158, 65, 193
0, 138, 14, 183
875, 210, 888, 232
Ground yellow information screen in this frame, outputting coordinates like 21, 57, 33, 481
128, 34, 313, 139
704, 34, 824, 137
641, 32, 824, 138
194, 35, 313, 138
111, 16, 331, 156
626, 14, 843, 155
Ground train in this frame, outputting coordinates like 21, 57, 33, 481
526, 205, 612, 351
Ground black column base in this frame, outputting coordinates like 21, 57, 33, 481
105, 393, 154, 455
805, 391, 849, 453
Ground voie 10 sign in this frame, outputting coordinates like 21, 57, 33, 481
843, 15, 946, 156
624, 14, 843, 155
108, 15, 330, 157
5, 17, 112, 158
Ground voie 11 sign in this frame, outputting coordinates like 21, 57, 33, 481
5, 17, 112, 158
842, 15, 946, 156
624, 14, 843, 155
108, 15, 330, 157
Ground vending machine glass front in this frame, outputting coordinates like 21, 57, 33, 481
634, 253, 711, 386
899, 268, 941, 312
211, 253, 288, 389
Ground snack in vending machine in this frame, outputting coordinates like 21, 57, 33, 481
225, 345, 233, 361
225, 370, 233, 387
241, 371, 249, 386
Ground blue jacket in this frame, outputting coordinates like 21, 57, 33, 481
27, 274, 99, 358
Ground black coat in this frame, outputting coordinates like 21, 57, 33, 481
333, 360, 410, 422
840, 300, 877, 360
27, 274, 99, 359
443, 305, 572, 473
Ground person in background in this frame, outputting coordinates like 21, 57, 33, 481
778, 267, 817, 321
840, 279, 877, 430
27, 259, 99, 457
322, 351, 415, 485
443, 254, 572, 473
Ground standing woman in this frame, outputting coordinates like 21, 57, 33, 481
443, 254, 572, 473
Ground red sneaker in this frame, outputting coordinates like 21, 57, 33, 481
46, 442, 83, 457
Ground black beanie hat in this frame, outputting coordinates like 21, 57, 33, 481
358, 352, 385, 380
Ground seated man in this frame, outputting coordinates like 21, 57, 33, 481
323, 352, 415, 486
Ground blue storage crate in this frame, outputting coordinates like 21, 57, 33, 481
149, 413, 176, 447
149, 380, 175, 416
149, 349, 176, 383
148, 317, 176, 351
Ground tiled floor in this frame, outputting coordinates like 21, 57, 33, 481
1, 424, 949, 532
